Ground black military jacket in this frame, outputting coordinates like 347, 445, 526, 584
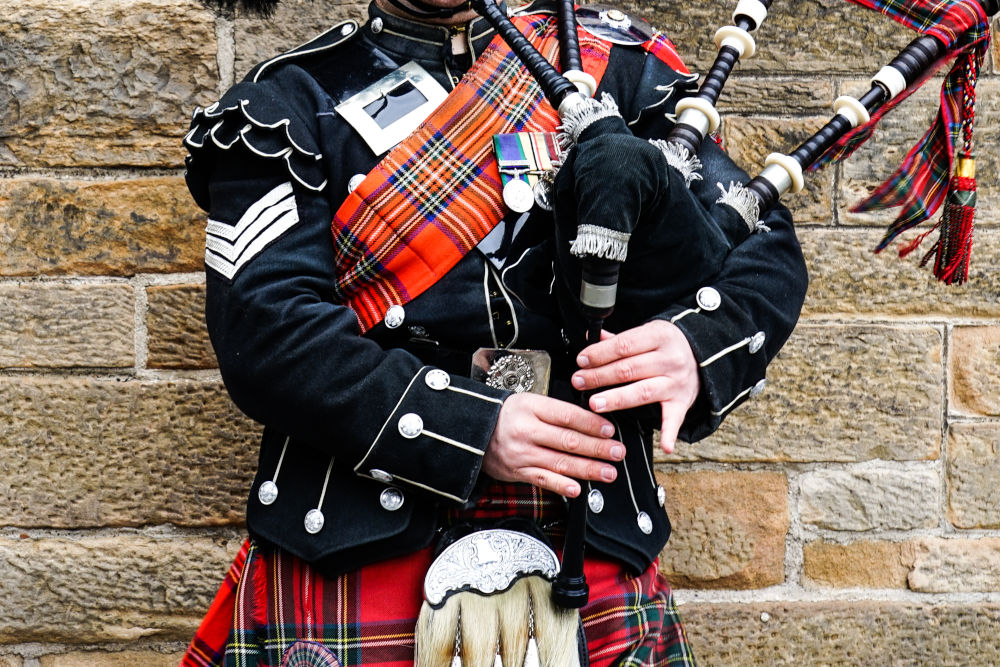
183, 1, 808, 576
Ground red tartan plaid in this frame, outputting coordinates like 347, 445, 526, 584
331, 16, 614, 333
181, 540, 250, 667
641, 33, 691, 75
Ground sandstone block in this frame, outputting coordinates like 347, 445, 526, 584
723, 116, 833, 224
657, 471, 787, 589
0, 177, 204, 277
643, 0, 914, 75
995, 18, 999, 70
0, 0, 218, 168
681, 601, 1000, 666
950, 326, 1000, 417
0, 376, 257, 528
147, 285, 216, 370
719, 78, 836, 115
947, 423, 1000, 529
0, 534, 242, 643
0, 285, 133, 368
666, 324, 942, 463
39, 651, 184, 667
234, 0, 369, 78
802, 540, 910, 588
799, 468, 939, 531
800, 228, 1000, 318
908, 537, 1000, 593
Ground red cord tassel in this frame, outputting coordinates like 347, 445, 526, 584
920, 159, 977, 285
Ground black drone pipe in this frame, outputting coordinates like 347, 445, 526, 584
666, 0, 775, 156
557, 0, 584, 74
746, 0, 998, 213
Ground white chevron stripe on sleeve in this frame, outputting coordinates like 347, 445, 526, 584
205, 182, 294, 242
204, 182, 299, 280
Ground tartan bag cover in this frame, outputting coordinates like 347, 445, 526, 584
328, 12, 617, 333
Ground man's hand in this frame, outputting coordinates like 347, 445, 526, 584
570, 319, 700, 454
483, 392, 625, 498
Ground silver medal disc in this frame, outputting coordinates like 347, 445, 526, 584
533, 180, 554, 211
503, 179, 535, 213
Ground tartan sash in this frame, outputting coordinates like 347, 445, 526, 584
810, 0, 991, 249
328, 14, 617, 333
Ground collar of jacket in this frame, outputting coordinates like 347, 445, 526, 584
366, 1, 505, 63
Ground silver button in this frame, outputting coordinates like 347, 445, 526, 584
637, 511, 653, 535
304, 508, 325, 534
696, 287, 722, 311
258, 480, 279, 506
657, 485, 666, 508
341, 24, 355, 36
750, 379, 767, 397
425, 369, 451, 391
347, 173, 366, 194
749, 331, 766, 354
371, 469, 393, 484
380, 488, 405, 512
588, 489, 605, 513
385, 305, 405, 329
398, 413, 423, 438
370, 17, 383, 33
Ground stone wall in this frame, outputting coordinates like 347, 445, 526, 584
0, 1, 996, 664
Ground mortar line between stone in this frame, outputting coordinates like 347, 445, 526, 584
216, 15, 236, 92
133, 277, 149, 371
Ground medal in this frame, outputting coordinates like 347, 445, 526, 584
493, 131, 563, 213
503, 179, 535, 213
533, 179, 554, 211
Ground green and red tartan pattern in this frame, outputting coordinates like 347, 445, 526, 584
182, 480, 695, 667
330, 16, 613, 333
183, 540, 251, 667
810, 0, 990, 251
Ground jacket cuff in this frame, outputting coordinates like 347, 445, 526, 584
353, 367, 507, 503
656, 285, 770, 442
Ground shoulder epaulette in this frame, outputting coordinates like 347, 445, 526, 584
250, 19, 360, 83
182, 24, 361, 206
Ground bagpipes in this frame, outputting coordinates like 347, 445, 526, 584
451, 0, 997, 647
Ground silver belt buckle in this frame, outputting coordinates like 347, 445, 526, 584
472, 348, 551, 395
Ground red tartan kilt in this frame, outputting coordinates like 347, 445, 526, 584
181, 535, 695, 666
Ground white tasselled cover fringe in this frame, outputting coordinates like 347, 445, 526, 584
716, 181, 769, 233
649, 138, 704, 187
557, 93, 622, 148
570, 224, 630, 262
